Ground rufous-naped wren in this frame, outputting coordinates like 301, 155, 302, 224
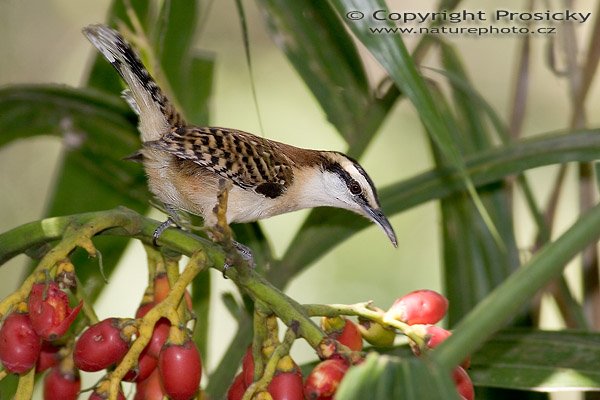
83, 24, 397, 247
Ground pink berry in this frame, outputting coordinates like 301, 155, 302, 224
425, 325, 452, 349
386, 290, 448, 325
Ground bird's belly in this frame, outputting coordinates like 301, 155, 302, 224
226, 187, 289, 223
143, 153, 299, 225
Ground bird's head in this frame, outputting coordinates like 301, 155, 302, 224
315, 152, 397, 247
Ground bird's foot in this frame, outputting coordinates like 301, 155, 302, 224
152, 217, 175, 246
221, 240, 256, 278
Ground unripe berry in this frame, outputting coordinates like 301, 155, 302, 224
357, 318, 396, 347
385, 290, 448, 325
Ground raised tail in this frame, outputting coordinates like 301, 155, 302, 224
82, 24, 184, 142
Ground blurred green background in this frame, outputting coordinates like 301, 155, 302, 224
1, 0, 599, 398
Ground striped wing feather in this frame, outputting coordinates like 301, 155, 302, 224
145, 127, 295, 198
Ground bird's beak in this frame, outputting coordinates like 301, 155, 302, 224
363, 205, 398, 247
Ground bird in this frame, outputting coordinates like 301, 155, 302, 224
82, 24, 398, 248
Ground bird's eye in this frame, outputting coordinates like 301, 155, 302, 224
349, 181, 362, 195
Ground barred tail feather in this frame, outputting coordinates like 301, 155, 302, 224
82, 24, 184, 142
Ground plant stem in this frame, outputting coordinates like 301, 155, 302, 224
304, 303, 425, 348
107, 251, 207, 400
0, 208, 327, 394
243, 328, 296, 400
14, 368, 34, 400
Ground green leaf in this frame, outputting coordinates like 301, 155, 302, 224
256, 0, 371, 147
205, 315, 253, 399
472, 330, 600, 391
37, 0, 156, 304
330, 0, 505, 252
154, 0, 214, 125
336, 353, 460, 400
434, 202, 600, 370
328, 0, 463, 176
191, 270, 210, 363
437, 43, 520, 325
271, 130, 600, 287
0, 84, 150, 298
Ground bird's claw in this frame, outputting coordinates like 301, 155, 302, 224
222, 241, 256, 279
152, 217, 174, 246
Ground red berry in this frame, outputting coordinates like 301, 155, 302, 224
135, 302, 155, 318
147, 318, 170, 359
242, 346, 255, 387
304, 359, 349, 400
334, 319, 363, 351
453, 366, 474, 400
135, 368, 165, 400
425, 325, 452, 349
74, 318, 132, 372
268, 369, 303, 400
43, 366, 81, 400
153, 273, 193, 310
123, 345, 158, 382
153, 273, 170, 303
28, 282, 82, 340
36, 341, 61, 373
227, 372, 246, 400
158, 339, 202, 400
421, 326, 471, 368
0, 312, 41, 373
386, 290, 448, 325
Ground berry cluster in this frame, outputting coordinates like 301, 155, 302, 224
0, 239, 471, 400
307, 290, 474, 400
384, 290, 474, 400
0, 268, 202, 400
0, 279, 82, 399
226, 289, 473, 400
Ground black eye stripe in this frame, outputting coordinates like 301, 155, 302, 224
324, 161, 365, 196
322, 156, 382, 207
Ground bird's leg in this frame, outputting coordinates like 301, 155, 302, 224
152, 203, 181, 246
210, 179, 255, 276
